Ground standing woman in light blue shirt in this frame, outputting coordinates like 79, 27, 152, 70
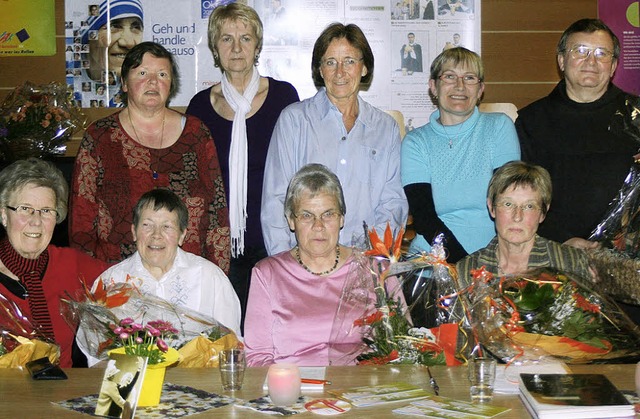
261, 23, 408, 256
401, 47, 520, 263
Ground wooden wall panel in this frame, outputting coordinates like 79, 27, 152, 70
0, 0, 600, 156
482, 33, 562, 82
483, 0, 597, 31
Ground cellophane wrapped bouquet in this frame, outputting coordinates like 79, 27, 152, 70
458, 266, 640, 364
0, 293, 59, 368
588, 95, 640, 304
61, 276, 240, 368
328, 225, 464, 366
0, 81, 85, 161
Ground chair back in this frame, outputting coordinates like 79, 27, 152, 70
478, 103, 518, 122
385, 110, 406, 139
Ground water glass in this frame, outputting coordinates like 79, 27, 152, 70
468, 357, 497, 402
267, 363, 301, 406
219, 348, 246, 391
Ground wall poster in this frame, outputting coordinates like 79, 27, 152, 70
0, 0, 56, 57
64, 0, 480, 124
599, 0, 640, 95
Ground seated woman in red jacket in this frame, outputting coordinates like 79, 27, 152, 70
0, 158, 108, 367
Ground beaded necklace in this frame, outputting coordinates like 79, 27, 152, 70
295, 245, 341, 276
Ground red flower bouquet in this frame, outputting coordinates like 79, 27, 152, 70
329, 225, 463, 366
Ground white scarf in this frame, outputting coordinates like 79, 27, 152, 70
222, 67, 260, 257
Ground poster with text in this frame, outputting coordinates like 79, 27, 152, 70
599, 0, 640, 95
0, 0, 56, 57
64, 0, 480, 123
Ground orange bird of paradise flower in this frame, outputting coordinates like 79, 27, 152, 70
83, 276, 131, 309
364, 222, 404, 264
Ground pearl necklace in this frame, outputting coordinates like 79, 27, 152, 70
295, 245, 341, 276
128, 108, 165, 180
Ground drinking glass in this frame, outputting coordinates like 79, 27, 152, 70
468, 357, 497, 402
267, 363, 301, 406
219, 348, 246, 391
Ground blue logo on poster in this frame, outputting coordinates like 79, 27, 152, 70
201, 0, 235, 19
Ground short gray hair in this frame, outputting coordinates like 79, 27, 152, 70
284, 164, 345, 219
0, 158, 68, 223
132, 188, 188, 232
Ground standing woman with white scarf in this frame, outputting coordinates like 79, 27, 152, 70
186, 3, 299, 332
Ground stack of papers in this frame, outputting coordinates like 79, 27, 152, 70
393, 395, 511, 418
327, 382, 430, 407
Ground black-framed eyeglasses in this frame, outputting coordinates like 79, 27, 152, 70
5, 205, 58, 220
568, 45, 614, 63
320, 57, 363, 70
438, 72, 481, 85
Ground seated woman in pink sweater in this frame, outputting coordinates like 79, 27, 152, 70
245, 164, 403, 366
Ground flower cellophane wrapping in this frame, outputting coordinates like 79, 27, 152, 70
0, 81, 86, 161
61, 278, 239, 367
458, 266, 640, 364
588, 95, 640, 304
0, 293, 60, 368
328, 227, 464, 366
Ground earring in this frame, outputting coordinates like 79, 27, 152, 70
254, 54, 260, 65
213, 54, 219, 68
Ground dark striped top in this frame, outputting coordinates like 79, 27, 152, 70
455, 235, 591, 288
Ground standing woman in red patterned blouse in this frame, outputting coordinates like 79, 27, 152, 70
69, 42, 230, 272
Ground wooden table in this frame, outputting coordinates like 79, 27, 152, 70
0, 364, 636, 418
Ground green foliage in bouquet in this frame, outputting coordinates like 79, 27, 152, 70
508, 274, 606, 349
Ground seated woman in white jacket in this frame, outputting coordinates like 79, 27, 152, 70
80, 188, 241, 365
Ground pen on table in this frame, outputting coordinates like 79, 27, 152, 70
301, 378, 332, 385
427, 366, 439, 396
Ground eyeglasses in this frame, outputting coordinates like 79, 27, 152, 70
6, 205, 58, 220
438, 72, 481, 85
494, 201, 541, 214
321, 57, 363, 70
568, 45, 614, 63
294, 210, 341, 225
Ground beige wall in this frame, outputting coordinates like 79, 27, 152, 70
0, 0, 597, 156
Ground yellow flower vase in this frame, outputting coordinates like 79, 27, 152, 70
109, 347, 181, 407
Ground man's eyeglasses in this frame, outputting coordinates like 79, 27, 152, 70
494, 201, 541, 214
321, 57, 363, 70
438, 72, 481, 85
568, 45, 614, 63
294, 210, 341, 225
6, 205, 58, 220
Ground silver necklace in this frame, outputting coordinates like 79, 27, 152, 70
128, 108, 165, 180
441, 122, 465, 149
295, 245, 340, 276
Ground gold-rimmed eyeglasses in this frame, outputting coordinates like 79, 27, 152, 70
6, 205, 58, 220
494, 201, 541, 214
567, 45, 614, 63
293, 210, 341, 225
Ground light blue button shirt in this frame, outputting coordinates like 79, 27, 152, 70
261, 89, 408, 255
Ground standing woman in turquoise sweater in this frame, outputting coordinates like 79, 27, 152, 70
401, 47, 520, 263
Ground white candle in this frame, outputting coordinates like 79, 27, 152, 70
267, 363, 301, 406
